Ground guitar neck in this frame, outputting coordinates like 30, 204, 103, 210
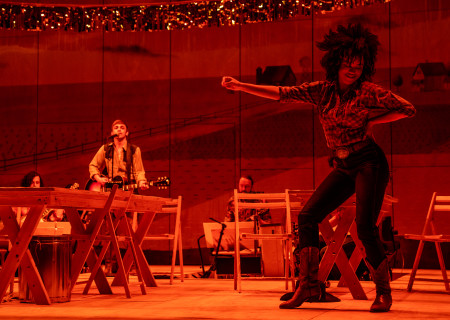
103, 177, 169, 191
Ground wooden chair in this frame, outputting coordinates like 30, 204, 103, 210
233, 189, 295, 292
404, 192, 450, 292
143, 196, 183, 285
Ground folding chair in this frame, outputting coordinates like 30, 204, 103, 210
143, 196, 183, 284
404, 192, 450, 292
233, 189, 295, 292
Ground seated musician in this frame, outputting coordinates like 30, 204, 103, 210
12, 171, 45, 226
215, 176, 271, 251
225, 175, 271, 223
89, 119, 149, 192
13, 171, 67, 224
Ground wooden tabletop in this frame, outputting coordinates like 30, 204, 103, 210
0, 187, 165, 212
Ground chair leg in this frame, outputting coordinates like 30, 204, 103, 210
407, 240, 425, 292
169, 232, 184, 284
284, 240, 289, 290
435, 242, 450, 291
170, 236, 178, 285
234, 240, 242, 292
289, 241, 296, 291
178, 231, 184, 282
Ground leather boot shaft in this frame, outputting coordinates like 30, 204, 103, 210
279, 247, 321, 309
367, 258, 392, 312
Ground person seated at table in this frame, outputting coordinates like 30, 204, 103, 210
21, 170, 43, 188
13, 171, 66, 224
12, 171, 45, 226
225, 175, 271, 223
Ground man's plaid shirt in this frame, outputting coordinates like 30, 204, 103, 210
279, 81, 416, 149
225, 195, 271, 223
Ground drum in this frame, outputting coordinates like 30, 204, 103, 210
19, 235, 72, 303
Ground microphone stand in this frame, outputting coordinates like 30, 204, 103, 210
202, 218, 227, 278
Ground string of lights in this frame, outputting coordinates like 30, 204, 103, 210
0, 0, 392, 32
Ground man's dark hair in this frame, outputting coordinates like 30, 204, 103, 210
241, 175, 254, 186
21, 171, 44, 187
317, 23, 380, 85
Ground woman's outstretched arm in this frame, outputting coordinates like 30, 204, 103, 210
221, 76, 280, 100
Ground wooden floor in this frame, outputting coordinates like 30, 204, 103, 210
1, 268, 449, 320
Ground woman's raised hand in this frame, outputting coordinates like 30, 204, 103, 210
221, 76, 241, 91
221, 76, 280, 100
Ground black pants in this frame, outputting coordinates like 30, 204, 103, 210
298, 141, 390, 269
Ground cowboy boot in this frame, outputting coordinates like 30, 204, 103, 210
279, 247, 321, 309
281, 281, 340, 303
279, 281, 297, 301
367, 258, 392, 312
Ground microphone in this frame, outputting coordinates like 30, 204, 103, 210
209, 217, 227, 228
107, 134, 118, 140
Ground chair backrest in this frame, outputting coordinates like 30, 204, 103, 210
421, 193, 450, 236
287, 189, 314, 218
233, 189, 292, 233
151, 196, 182, 234
148, 195, 181, 222
159, 196, 181, 214
233, 189, 297, 292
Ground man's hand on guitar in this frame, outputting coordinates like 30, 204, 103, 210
94, 174, 109, 185
138, 180, 149, 190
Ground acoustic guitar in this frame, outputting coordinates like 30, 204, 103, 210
85, 176, 170, 192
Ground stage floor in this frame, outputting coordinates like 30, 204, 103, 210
1, 268, 449, 320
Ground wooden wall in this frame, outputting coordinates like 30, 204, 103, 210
0, 0, 449, 265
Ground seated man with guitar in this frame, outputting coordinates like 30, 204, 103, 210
88, 119, 149, 192
225, 175, 271, 223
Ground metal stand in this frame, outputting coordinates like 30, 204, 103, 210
201, 218, 227, 278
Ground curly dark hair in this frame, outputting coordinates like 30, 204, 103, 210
316, 23, 380, 85
21, 171, 44, 187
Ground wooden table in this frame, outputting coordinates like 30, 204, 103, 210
318, 194, 397, 300
290, 191, 397, 300
0, 187, 165, 305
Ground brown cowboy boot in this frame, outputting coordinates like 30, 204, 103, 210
367, 258, 392, 312
279, 247, 321, 309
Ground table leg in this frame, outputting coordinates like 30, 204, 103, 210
0, 206, 51, 305
337, 223, 366, 288
319, 210, 367, 300
115, 209, 147, 295
111, 212, 157, 287
69, 186, 118, 294
104, 209, 131, 298
82, 212, 123, 295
